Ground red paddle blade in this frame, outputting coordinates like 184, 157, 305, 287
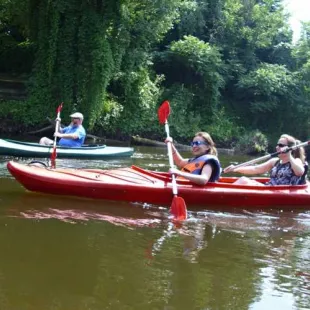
51, 148, 57, 168
57, 102, 63, 113
158, 100, 171, 124
170, 196, 187, 221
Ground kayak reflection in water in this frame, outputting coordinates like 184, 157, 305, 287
224, 134, 308, 186
165, 132, 221, 185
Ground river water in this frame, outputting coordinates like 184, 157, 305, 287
0, 146, 310, 310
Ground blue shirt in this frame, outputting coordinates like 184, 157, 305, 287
58, 125, 86, 147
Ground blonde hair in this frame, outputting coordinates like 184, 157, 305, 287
280, 134, 306, 163
195, 132, 218, 156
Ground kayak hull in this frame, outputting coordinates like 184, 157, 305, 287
0, 139, 134, 159
7, 161, 310, 208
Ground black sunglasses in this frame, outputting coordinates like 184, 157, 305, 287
276, 143, 288, 147
191, 141, 208, 147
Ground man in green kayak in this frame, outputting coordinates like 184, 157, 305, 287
39, 112, 86, 147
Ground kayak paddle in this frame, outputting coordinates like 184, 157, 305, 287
50, 102, 63, 169
158, 100, 187, 221
224, 140, 310, 172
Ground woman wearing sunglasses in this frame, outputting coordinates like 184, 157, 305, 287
165, 132, 221, 185
224, 134, 308, 186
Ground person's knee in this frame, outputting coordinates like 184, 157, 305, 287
234, 176, 250, 185
233, 176, 264, 186
39, 137, 52, 145
39, 137, 46, 145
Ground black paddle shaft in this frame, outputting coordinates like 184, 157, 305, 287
231, 140, 310, 170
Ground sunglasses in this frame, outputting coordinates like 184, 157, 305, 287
191, 141, 208, 147
276, 143, 288, 147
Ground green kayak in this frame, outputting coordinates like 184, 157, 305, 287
0, 139, 134, 159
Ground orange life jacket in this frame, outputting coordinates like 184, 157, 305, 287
181, 154, 221, 182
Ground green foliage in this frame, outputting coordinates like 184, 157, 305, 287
162, 84, 201, 140
292, 21, 310, 102
0, 0, 31, 38
25, 0, 188, 131
238, 63, 295, 112
236, 62, 306, 138
0, 39, 34, 73
156, 35, 225, 122
292, 21, 310, 66
205, 108, 242, 146
159, 85, 241, 146
95, 67, 164, 137
0, 100, 28, 121
220, 0, 290, 50
234, 130, 268, 155
92, 95, 124, 134
1, 0, 310, 147
0, 0, 34, 73
214, 0, 293, 118
169, 35, 225, 94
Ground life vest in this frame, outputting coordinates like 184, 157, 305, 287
181, 154, 221, 182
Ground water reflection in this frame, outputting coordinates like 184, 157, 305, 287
4, 189, 163, 221
1, 189, 310, 309
1, 148, 310, 309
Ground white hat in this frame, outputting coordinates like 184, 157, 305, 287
70, 112, 84, 120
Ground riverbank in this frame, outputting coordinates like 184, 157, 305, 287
0, 118, 235, 154
0, 118, 32, 135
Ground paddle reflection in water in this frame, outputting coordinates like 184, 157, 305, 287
148, 219, 208, 263
146, 208, 310, 309
2, 186, 310, 309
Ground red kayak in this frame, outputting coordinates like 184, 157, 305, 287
7, 161, 310, 208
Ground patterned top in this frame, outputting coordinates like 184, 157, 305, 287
266, 161, 303, 185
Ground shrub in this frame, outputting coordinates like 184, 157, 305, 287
234, 130, 268, 155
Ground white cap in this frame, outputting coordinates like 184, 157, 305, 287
70, 112, 84, 120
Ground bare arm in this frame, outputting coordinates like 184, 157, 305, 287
54, 132, 79, 140
224, 158, 278, 175
289, 155, 305, 176
170, 144, 189, 168
55, 132, 79, 140
55, 123, 79, 140
170, 164, 213, 185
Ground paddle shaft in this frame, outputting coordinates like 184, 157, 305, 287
231, 140, 310, 170
53, 113, 61, 148
51, 103, 63, 168
158, 100, 187, 221
165, 121, 178, 195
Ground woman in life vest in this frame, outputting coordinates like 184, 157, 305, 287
165, 132, 221, 185
224, 134, 308, 186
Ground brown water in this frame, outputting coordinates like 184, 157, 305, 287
0, 147, 310, 310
